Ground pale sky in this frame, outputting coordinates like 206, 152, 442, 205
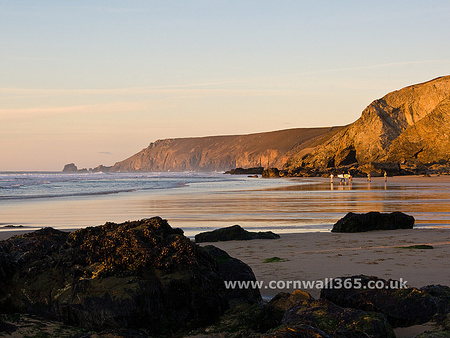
1, 1, 450, 171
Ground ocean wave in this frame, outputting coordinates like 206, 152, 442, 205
0, 188, 138, 200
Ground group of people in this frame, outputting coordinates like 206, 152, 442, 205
330, 171, 388, 183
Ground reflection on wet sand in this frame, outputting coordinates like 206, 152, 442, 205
0, 176, 449, 238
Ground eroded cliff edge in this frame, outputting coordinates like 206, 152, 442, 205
67, 76, 450, 175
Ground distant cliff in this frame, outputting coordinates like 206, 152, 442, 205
67, 76, 450, 174
285, 75, 450, 173
110, 127, 340, 172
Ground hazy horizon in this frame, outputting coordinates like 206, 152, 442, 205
2, 1, 450, 171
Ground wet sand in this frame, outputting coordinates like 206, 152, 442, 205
1, 175, 450, 237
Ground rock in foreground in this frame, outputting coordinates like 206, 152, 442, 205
331, 211, 414, 233
320, 275, 444, 327
281, 298, 395, 338
0, 218, 230, 335
195, 224, 280, 243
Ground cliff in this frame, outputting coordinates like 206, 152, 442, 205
286, 75, 450, 172
110, 127, 341, 172
68, 76, 450, 174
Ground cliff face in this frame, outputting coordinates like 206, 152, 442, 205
110, 127, 340, 172
287, 76, 450, 170
91, 76, 450, 173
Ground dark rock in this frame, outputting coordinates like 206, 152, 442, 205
81, 328, 149, 337
320, 275, 440, 327
282, 298, 394, 338
420, 285, 450, 318
91, 165, 113, 173
195, 225, 280, 243
331, 211, 414, 233
203, 245, 261, 306
0, 313, 87, 336
0, 317, 17, 335
257, 290, 313, 332
62, 163, 78, 172
224, 167, 264, 175
0, 217, 231, 335
265, 324, 331, 338
188, 302, 264, 337
262, 167, 280, 178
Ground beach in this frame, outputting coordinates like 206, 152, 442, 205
199, 228, 450, 299
2, 174, 450, 292
2, 175, 450, 336
1, 174, 450, 237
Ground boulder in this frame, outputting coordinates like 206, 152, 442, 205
202, 245, 262, 305
320, 275, 440, 327
331, 211, 414, 233
282, 298, 394, 338
257, 290, 313, 332
224, 167, 264, 175
195, 225, 280, 243
420, 284, 450, 318
0, 218, 231, 335
62, 163, 78, 172
262, 168, 280, 178
265, 324, 331, 338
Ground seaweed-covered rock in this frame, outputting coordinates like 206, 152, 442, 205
203, 245, 261, 305
265, 324, 331, 338
282, 298, 394, 338
195, 224, 280, 243
420, 285, 450, 319
320, 275, 439, 327
0, 217, 230, 335
331, 211, 414, 232
257, 290, 313, 333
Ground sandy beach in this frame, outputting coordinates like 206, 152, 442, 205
200, 228, 450, 299
2, 205, 450, 337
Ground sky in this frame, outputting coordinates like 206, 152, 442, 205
1, 1, 450, 171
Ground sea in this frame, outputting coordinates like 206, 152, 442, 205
1, 171, 449, 238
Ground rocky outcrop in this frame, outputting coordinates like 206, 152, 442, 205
320, 275, 446, 327
76, 76, 450, 174
195, 225, 280, 243
62, 163, 78, 172
0, 218, 233, 335
109, 127, 340, 172
282, 298, 395, 337
224, 167, 264, 175
387, 96, 450, 164
286, 76, 450, 173
262, 167, 281, 178
265, 324, 331, 338
202, 245, 261, 306
257, 290, 313, 333
331, 211, 415, 232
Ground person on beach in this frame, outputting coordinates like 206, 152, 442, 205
330, 174, 334, 183
384, 171, 387, 182
367, 173, 371, 182
348, 172, 352, 182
